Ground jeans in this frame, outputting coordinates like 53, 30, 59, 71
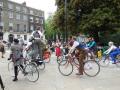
110, 48, 120, 63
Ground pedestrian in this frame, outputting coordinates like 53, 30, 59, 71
55, 40, 61, 60
0, 41, 5, 58
0, 29, 3, 40
19, 37, 24, 47
0, 75, 5, 90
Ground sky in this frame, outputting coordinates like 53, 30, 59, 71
10, 0, 57, 19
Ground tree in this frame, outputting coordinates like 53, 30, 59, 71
53, 0, 120, 42
45, 15, 62, 41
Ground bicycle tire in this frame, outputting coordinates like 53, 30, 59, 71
58, 60, 73, 76
98, 56, 110, 67
24, 63, 39, 82
57, 55, 66, 64
116, 54, 120, 67
8, 61, 21, 76
8, 61, 15, 77
44, 58, 51, 63
84, 60, 100, 77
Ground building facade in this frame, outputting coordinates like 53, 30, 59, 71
0, 0, 44, 41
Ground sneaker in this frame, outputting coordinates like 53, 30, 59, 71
13, 78, 18, 81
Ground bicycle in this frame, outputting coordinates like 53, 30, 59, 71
98, 54, 120, 67
8, 56, 39, 82
31, 54, 46, 70
24, 49, 46, 70
58, 54, 100, 77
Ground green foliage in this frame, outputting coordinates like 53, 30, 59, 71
54, 0, 120, 42
45, 16, 55, 39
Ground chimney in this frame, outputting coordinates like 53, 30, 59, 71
22, 2, 26, 6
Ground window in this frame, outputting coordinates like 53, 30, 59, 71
24, 35, 27, 40
17, 24, 20, 32
30, 16, 33, 22
8, 3, 13, 9
0, 1, 3, 7
17, 35, 20, 38
23, 15, 27, 21
16, 13, 20, 20
0, 22, 4, 30
24, 25, 27, 32
9, 12, 13, 18
30, 10, 33, 14
40, 19, 43, 24
35, 18, 39, 23
23, 7, 27, 13
16, 6, 21, 11
9, 23, 13, 31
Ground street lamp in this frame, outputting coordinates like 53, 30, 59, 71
65, 0, 67, 42
76, 9, 81, 34
0, 6, 2, 29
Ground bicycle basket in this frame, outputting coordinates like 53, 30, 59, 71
35, 59, 43, 65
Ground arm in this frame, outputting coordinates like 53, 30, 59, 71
104, 46, 113, 54
88, 41, 96, 48
68, 41, 79, 54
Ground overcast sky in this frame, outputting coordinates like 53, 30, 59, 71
10, 0, 57, 19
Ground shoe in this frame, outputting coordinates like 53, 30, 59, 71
8, 58, 10, 60
112, 62, 116, 64
76, 73, 83, 75
2, 56, 4, 58
1, 85, 5, 90
13, 78, 18, 81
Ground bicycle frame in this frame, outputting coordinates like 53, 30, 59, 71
66, 55, 79, 69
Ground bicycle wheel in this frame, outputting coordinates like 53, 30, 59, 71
58, 60, 73, 76
8, 61, 15, 76
44, 58, 51, 63
116, 54, 120, 67
98, 56, 110, 67
24, 63, 39, 82
84, 60, 100, 77
57, 55, 66, 64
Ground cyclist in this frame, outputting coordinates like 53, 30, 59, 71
104, 41, 120, 64
86, 37, 97, 56
68, 36, 87, 75
8, 39, 23, 81
30, 26, 45, 59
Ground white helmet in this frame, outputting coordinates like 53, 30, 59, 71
108, 41, 114, 46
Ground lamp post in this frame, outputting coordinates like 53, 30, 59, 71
0, 6, 3, 40
77, 9, 81, 33
0, 6, 2, 26
65, 0, 67, 42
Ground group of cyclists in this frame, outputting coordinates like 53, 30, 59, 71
1, 29, 120, 88
48, 32, 120, 75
